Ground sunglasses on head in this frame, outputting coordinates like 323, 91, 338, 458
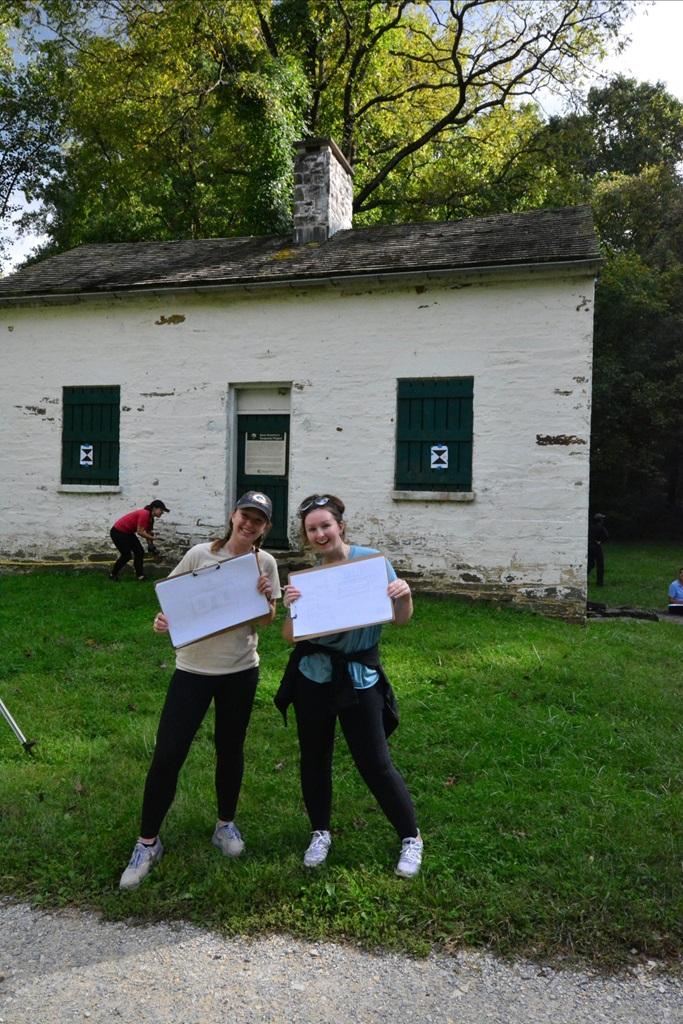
298, 495, 332, 516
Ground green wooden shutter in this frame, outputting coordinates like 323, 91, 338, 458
395, 377, 473, 491
61, 386, 120, 484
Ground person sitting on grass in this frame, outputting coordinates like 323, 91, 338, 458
667, 567, 683, 615
119, 491, 280, 890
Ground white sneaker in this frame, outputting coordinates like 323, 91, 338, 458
303, 830, 332, 868
395, 832, 423, 879
119, 838, 164, 890
212, 821, 245, 858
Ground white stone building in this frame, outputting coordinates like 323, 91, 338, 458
0, 138, 601, 617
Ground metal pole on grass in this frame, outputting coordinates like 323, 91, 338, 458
0, 697, 36, 755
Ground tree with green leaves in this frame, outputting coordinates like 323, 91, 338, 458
3, 0, 632, 260
590, 163, 683, 533
9, 1, 310, 254
493, 74, 683, 534
0, 6, 61, 266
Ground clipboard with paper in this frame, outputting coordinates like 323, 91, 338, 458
289, 553, 394, 640
154, 551, 270, 649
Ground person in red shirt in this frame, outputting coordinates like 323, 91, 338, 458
109, 500, 169, 581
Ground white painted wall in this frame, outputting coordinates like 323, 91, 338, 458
0, 270, 595, 614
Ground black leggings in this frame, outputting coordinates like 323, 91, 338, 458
293, 672, 418, 840
110, 527, 145, 578
587, 543, 605, 586
140, 667, 259, 838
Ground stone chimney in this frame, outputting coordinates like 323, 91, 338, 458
292, 138, 354, 245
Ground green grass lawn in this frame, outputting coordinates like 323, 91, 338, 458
588, 541, 683, 610
1, 559, 681, 967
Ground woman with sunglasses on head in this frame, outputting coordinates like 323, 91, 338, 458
119, 491, 281, 890
276, 494, 423, 879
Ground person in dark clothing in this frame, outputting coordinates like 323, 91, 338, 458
587, 513, 609, 586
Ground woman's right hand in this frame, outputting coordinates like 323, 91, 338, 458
153, 612, 169, 634
282, 584, 301, 609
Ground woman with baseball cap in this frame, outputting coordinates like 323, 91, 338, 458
109, 499, 170, 581
119, 491, 280, 890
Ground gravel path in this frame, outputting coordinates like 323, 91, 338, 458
1, 900, 681, 1024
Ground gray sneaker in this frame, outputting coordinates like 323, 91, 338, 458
119, 838, 164, 890
303, 830, 332, 868
395, 832, 423, 879
212, 821, 245, 858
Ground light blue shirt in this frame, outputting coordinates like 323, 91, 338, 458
668, 579, 683, 602
298, 545, 397, 689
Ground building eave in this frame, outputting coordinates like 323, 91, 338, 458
0, 257, 603, 309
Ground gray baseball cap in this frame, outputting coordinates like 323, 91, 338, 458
234, 491, 272, 519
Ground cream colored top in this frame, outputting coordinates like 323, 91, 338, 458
169, 543, 281, 676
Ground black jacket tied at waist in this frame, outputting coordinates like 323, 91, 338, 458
273, 640, 399, 737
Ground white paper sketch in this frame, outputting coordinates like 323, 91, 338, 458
290, 554, 393, 640
154, 552, 269, 648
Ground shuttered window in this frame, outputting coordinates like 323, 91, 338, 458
61, 386, 120, 484
395, 377, 473, 491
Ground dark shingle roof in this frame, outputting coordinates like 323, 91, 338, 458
0, 206, 600, 301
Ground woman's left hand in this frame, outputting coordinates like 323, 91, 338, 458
257, 574, 274, 601
153, 612, 169, 633
387, 578, 411, 601
282, 584, 301, 608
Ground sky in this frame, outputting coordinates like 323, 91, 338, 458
605, 0, 683, 98
4, 0, 683, 271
